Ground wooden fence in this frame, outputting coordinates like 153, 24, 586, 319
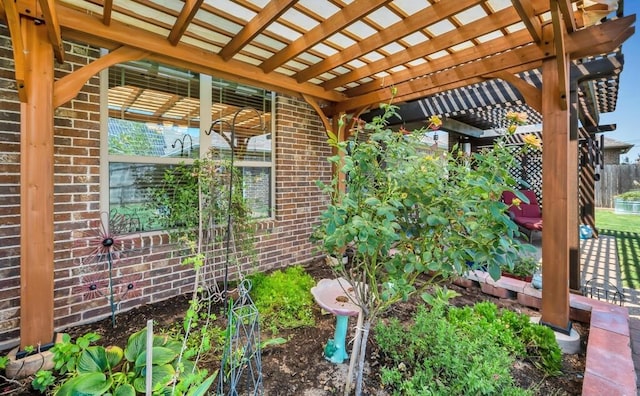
595, 164, 640, 208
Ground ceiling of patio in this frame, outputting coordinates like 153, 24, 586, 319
2, 0, 633, 131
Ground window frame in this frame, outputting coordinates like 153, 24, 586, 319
100, 57, 276, 234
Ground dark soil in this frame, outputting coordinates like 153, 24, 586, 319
2, 259, 586, 395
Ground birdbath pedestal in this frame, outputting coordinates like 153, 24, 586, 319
311, 278, 361, 364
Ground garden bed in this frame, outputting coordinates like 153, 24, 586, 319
1, 260, 586, 395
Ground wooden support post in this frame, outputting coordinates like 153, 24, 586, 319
541, 54, 572, 334
20, 18, 55, 349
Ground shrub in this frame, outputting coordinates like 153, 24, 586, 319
249, 265, 316, 333
616, 189, 640, 201
375, 301, 563, 395
375, 304, 527, 395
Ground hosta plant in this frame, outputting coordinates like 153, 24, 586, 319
42, 328, 215, 395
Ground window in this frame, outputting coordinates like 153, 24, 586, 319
102, 60, 274, 233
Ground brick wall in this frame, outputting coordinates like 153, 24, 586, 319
0, 24, 331, 349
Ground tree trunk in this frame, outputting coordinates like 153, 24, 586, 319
354, 320, 371, 396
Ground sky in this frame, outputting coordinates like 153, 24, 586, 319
599, 2, 640, 163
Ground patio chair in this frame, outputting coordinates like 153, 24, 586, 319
502, 189, 543, 241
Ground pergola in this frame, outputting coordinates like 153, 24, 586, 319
0, 0, 634, 348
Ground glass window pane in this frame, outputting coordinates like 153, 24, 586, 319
108, 118, 199, 158
109, 162, 198, 233
209, 82, 272, 163
108, 61, 200, 157
242, 167, 272, 218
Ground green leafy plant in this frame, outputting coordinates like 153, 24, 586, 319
616, 189, 640, 201
146, 148, 256, 257
249, 265, 316, 333
314, 97, 539, 395
501, 252, 539, 278
31, 370, 55, 393
42, 328, 215, 395
446, 301, 562, 375
375, 303, 529, 395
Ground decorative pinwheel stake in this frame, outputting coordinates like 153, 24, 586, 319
75, 212, 141, 327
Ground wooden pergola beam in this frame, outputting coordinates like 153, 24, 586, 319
37, 0, 64, 62
557, 0, 577, 33
345, 29, 532, 97
551, 0, 569, 110
102, 0, 112, 26
54, 46, 148, 108
220, 0, 297, 61
293, 0, 479, 83
322, 5, 523, 91
334, 15, 635, 114
512, 0, 543, 42
167, 0, 204, 46
2, 0, 26, 102
261, 0, 393, 74
23, 1, 345, 103
302, 93, 332, 134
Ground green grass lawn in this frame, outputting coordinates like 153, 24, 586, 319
595, 208, 640, 289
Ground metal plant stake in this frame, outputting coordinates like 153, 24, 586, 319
76, 212, 141, 327
218, 280, 263, 396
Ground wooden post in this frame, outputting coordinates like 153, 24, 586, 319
540, 55, 572, 334
20, 18, 55, 348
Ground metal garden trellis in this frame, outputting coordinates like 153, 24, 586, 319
205, 107, 266, 396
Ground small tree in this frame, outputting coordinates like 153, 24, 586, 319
314, 102, 538, 395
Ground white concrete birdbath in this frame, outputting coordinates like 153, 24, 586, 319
311, 277, 361, 364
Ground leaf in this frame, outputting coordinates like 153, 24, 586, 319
487, 263, 501, 281
78, 346, 109, 374
133, 364, 176, 393
364, 197, 381, 206
134, 346, 178, 368
57, 373, 112, 396
105, 346, 124, 369
113, 383, 136, 396
260, 337, 287, 349
187, 372, 218, 396
125, 328, 147, 363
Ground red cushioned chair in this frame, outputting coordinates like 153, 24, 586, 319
502, 189, 542, 241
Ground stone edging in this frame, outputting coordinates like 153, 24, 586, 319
454, 271, 637, 396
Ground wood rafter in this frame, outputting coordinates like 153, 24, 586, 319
54, 46, 148, 107
557, 0, 577, 33
333, 15, 634, 114
511, 0, 542, 42
22, 1, 345, 103
322, 5, 524, 91
220, 0, 297, 61
550, 1, 569, 110
261, 0, 393, 73
152, 94, 181, 117
167, 0, 204, 46
37, 0, 64, 62
294, 0, 480, 83
345, 29, 532, 98
2, 0, 26, 102
102, 0, 112, 25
